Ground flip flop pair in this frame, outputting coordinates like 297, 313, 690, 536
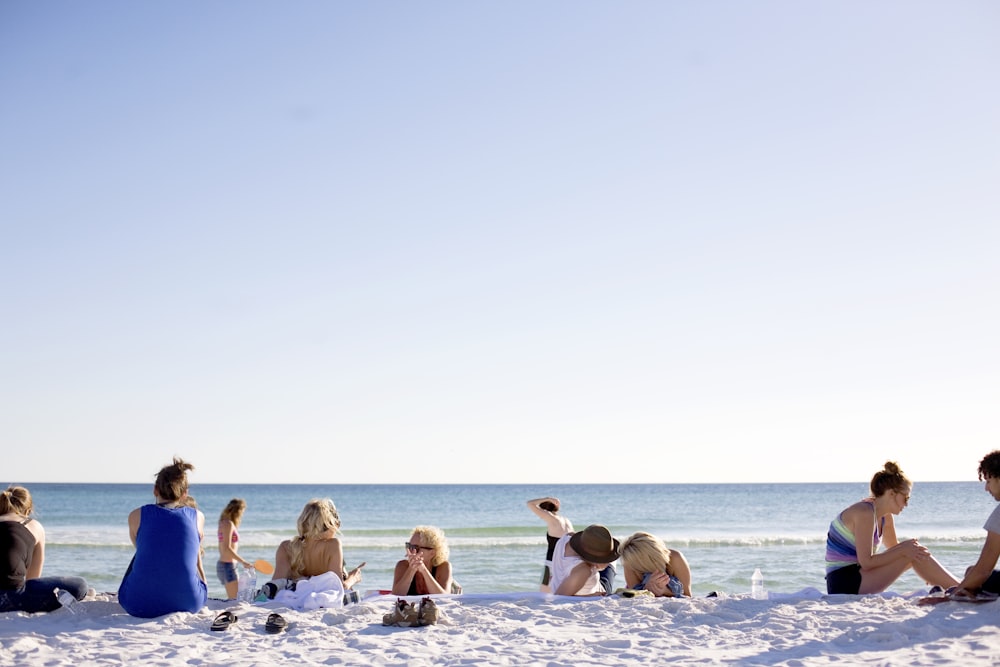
211, 610, 288, 634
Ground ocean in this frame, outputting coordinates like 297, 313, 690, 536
21, 482, 995, 599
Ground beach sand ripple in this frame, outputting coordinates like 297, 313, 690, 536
2, 591, 1000, 666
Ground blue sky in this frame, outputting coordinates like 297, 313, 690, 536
2, 2, 998, 484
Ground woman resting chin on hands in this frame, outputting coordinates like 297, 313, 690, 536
391, 526, 454, 596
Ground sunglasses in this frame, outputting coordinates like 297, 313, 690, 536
405, 542, 434, 552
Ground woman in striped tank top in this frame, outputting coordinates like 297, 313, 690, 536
825, 461, 959, 595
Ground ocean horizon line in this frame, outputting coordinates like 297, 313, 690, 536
6, 480, 981, 487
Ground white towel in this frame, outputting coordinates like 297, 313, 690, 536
273, 572, 345, 610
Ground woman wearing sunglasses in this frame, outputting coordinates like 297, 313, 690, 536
825, 461, 958, 595
391, 525, 454, 596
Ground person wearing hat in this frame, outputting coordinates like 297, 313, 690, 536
549, 524, 621, 596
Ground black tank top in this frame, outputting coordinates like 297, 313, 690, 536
407, 565, 438, 596
1, 518, 36, 590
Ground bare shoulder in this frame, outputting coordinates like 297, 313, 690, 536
26, 518, 45, 542
320, 536, 343, 554
842, 501, 874, 519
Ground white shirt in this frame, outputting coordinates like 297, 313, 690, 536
548, 533, 602, 595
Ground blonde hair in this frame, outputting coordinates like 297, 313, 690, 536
0, 486, 33, 517
620, 532, 672, 576
411, 525, 449, 566
154, 457, 194, 502
287, 498, 341, 578
219, 498, 246, 525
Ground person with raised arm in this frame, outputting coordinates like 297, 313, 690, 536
527, 496, 574, 593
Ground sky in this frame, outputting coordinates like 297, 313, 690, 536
1, 2, 998, 485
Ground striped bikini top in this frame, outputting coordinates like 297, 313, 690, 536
825, 500, 883, 574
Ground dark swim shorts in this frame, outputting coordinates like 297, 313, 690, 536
982, 570, 1000, 594
826, 564, 862, 594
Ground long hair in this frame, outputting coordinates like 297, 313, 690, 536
219, 498, 246, 526
287, 498, 341, 578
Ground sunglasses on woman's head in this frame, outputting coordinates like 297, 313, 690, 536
406, 542, 434, 552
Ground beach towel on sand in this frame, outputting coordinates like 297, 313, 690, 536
273, 572, 345, 610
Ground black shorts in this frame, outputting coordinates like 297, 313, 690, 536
826, 564, 862, 594
983, 570, 1000, 594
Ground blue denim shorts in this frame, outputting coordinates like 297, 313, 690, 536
216, 560, 238, 585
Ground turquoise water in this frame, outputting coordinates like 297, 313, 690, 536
20, 482, 995, 599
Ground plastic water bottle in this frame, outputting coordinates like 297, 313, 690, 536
751, 568, 766, 600
54, 588, 77, 613
238, 565, 257, 603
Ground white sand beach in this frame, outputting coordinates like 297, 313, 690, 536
3, 590, 999, 666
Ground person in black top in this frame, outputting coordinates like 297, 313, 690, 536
0, 485, 88, 613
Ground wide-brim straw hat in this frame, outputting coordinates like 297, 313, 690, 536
569, 524, 621, 564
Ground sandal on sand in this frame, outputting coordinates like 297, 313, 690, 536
264, 613, 288, 634
210, 611, 238, 632
382, 599, 421, 627
418, 597, 440, 626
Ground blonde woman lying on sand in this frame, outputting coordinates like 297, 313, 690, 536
272, 498, 364, 590
620, 532, 692, 597
825, 461, 959, 595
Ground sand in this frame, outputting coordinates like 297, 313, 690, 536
2, 589, 1000, 666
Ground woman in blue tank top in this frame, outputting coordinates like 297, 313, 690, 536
118, 458, 208, 618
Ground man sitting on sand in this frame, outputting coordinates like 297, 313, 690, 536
953, 450, 1000, 598
549, 524, 620, 596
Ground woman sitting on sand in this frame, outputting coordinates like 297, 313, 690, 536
118, 458, 208, 618
391, 525, 455, 596
825, 461, 959, 595
272, 498, 364, 590
0, 485, 89, 613
216, 498, 252, 600
549, 524, 620, 596
619, 532, 692, 597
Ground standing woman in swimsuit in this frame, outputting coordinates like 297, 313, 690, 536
0, 485, 89, 613
825, 461, 959, 594
527, 497, 573, 593
217, 498, 252, 599
391, 525, 454, 595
